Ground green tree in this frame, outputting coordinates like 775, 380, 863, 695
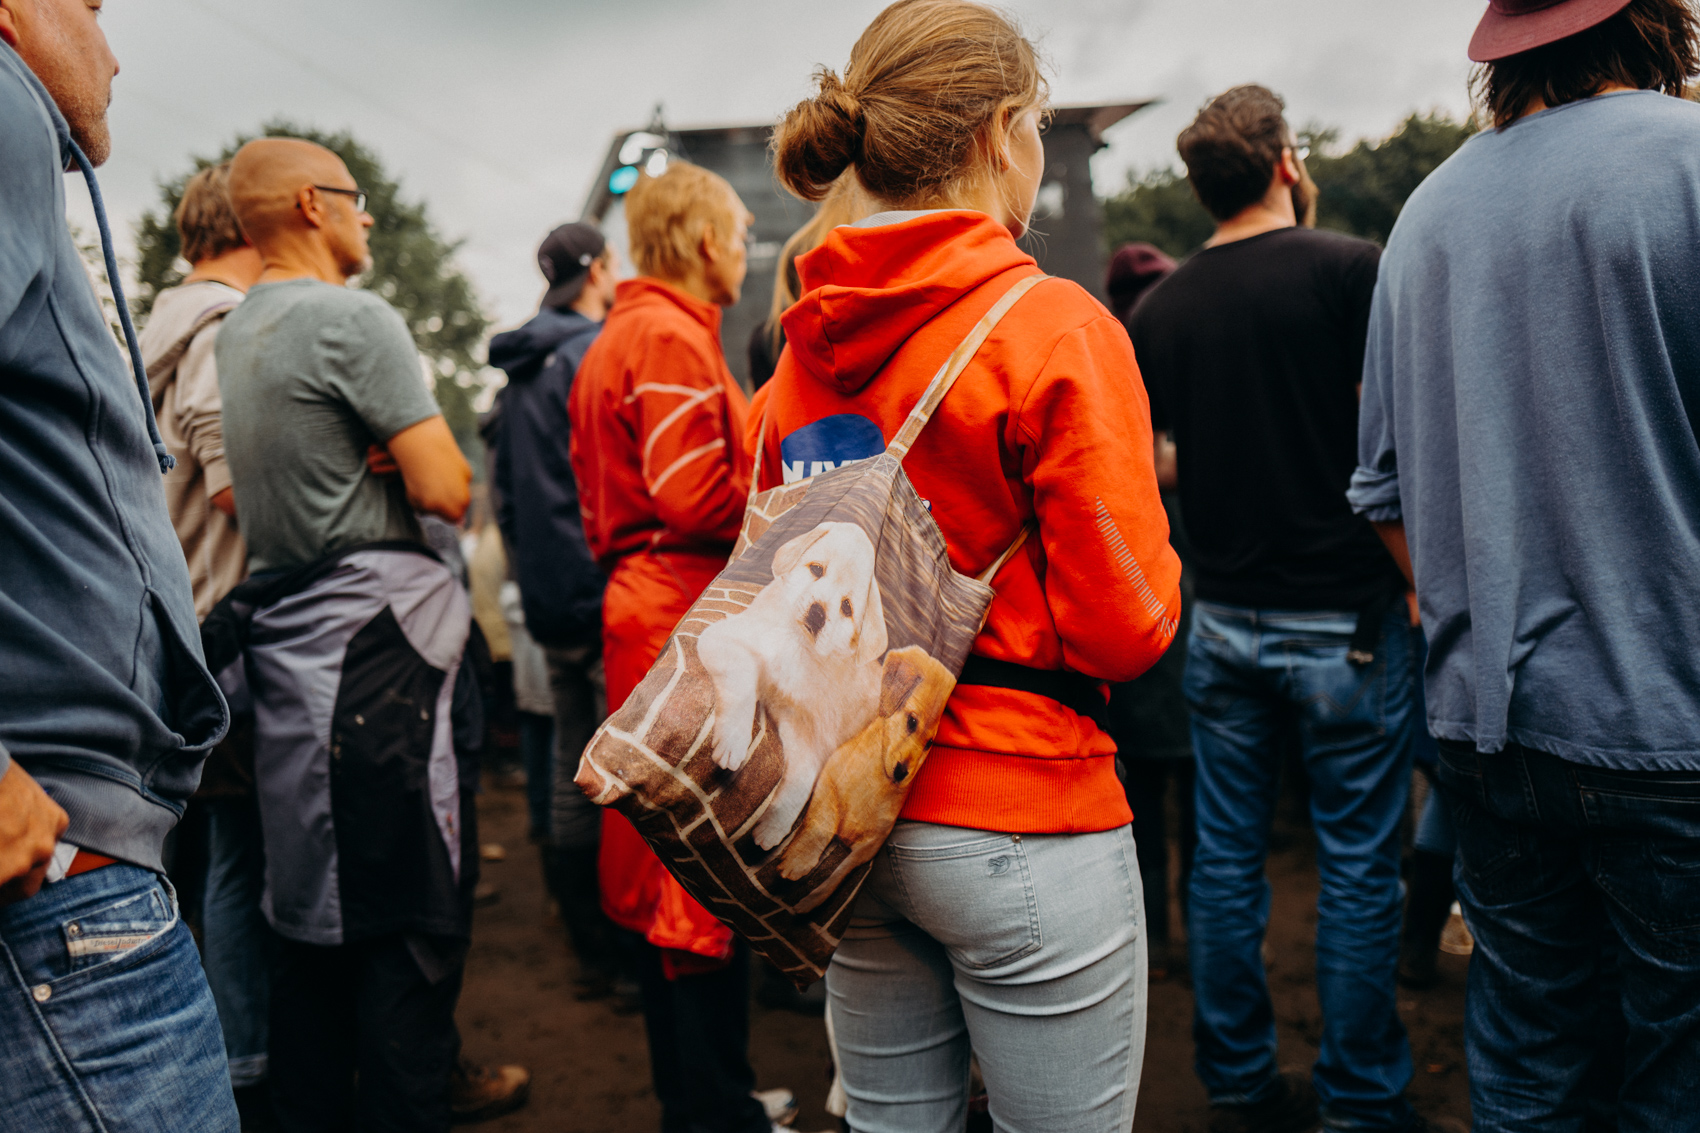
1306, 112, 1474, 244
134, 121, 490, 452
1101, 111, 1475, 257
1101, 167, 1215, 259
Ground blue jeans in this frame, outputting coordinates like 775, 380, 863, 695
1437, 740, 1700, 1132
1413, 779, 1456, 858
0, 864, 238, 1131
1184, 601, 1416, 1130
202, 797, 277, 1088
827, 821, 1147, 1133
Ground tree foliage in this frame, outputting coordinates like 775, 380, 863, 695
1101, 167, 1215, 260
134, 121, 490, 450
1102, 111, 1475, 258
1307, 113, 1475, 243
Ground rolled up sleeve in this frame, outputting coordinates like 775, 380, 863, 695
1348, 275, 1403, 523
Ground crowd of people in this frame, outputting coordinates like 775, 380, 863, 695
3, 0, 1699, 1131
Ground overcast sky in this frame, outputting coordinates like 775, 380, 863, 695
76, 0, 1488, 330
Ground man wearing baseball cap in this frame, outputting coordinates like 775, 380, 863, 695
1350, 1, 1700, 1126
485, 223, 622, 996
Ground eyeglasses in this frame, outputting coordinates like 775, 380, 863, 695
1288, 144, 1311, 162
312, 185, 368, 213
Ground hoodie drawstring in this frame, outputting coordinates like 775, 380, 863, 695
69, 139, 176, 475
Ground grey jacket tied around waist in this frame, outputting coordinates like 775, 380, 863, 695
204, 544, 474, 945
0, 42, 226, 872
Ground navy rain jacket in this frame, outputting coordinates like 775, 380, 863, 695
488, 307, 605, 649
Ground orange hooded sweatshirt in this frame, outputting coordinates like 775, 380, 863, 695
749, 211, 1181, 834
569, 276, 751, 966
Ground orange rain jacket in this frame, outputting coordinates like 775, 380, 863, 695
568, 276, 751, 969
749, 211, 1181, 834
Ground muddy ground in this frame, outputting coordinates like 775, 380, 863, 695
455, 780, 1471, 1133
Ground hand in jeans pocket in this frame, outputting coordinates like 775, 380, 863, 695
1, 866, 238, 1132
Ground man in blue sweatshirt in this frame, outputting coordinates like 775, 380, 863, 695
1351, 1, 1700, 1127
487, 222, 621, 995
0, 1, 234, 1129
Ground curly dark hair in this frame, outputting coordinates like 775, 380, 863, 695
1176, 85, 1293, 222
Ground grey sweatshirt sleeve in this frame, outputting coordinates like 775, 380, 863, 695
1348, 269, 1403, 523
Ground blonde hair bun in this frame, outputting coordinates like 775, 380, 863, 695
772, 0, 1046, 208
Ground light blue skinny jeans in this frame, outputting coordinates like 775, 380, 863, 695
826, 820, 1147, 1133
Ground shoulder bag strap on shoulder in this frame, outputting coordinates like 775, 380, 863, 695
884, 272, 1047, 462
749, 272, 1047, 500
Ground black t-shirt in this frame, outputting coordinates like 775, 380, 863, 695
1131, 226, 1402, 610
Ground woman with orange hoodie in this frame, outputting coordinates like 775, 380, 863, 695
753, 2, 1182, 1129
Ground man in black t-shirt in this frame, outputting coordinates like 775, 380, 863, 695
1130, 86, 1421, 1133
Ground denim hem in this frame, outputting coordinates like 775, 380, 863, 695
1204, 1073, 1284, 1107
227, 1052, 268, 1088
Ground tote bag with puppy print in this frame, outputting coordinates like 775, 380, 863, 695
575, 273, 1045, 985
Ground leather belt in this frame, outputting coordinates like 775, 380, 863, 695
64, 850, 118, 878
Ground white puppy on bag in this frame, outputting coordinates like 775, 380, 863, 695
697, 521, 888, 849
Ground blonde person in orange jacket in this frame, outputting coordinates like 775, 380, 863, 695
568, 162, 795, 1133
749, 2, 1182, 1129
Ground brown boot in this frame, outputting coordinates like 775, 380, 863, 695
450, 1057, 531, 1124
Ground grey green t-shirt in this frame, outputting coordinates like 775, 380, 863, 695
217, 278, 441, 573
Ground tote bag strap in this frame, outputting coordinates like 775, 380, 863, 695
885, 272, 1047, 461
748, 272, 1047, 570
978, 520, 1035, 585
748, 400, 772, 507
749, 272, 1047, 498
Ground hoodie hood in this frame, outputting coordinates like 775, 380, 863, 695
780, 211, 1037, 395
487, 307, 597, 383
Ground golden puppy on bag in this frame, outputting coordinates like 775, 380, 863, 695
777, 645, 956, 912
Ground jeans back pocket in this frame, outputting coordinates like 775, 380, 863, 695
887, 832, 1042, 970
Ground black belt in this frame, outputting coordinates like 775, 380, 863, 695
956, 655, 1109, 729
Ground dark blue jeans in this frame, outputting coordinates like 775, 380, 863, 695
0, 865, 238, 1131
1184, 601, 1417, 1130
517, 710, 555, 842
1437, 740, 1700, 1132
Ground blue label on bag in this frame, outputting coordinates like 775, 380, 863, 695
779, 414, 885, 484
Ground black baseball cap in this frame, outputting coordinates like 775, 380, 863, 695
538, 222, 606, 309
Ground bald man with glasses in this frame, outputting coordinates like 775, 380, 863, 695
215, 138, 531, 1130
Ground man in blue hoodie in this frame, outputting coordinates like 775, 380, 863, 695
0, 1, 234, 1129
487, 222, 622, 995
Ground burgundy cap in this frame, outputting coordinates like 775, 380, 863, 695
1468, 0, 1635, 62
1105, 243, 1178, 323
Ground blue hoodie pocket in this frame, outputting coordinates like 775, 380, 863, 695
143, 587, 230, 800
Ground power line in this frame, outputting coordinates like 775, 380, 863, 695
174, 0, 541, 187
